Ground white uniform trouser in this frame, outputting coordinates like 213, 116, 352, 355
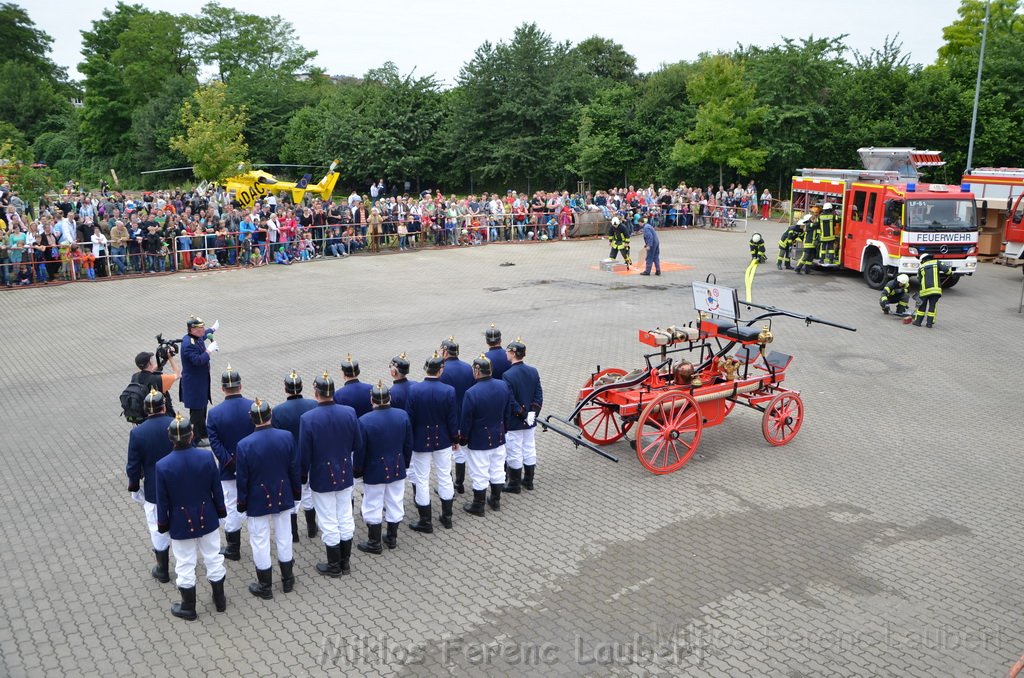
291, 484, 314, 514
505, 428, 537, 469
221, 480, 247, 532
144, 501, 171, 551
411, 448, 455, 504
361, 480, 405, 524
312, 488, 354, 546
466, 445, 506, 491
452, 446, 467, 464
247, 512, 293, 570
171, 530, 226, 588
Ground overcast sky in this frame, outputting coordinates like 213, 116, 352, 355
22, 0, 965, 85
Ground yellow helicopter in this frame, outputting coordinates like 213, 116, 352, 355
223, 160, 341, 208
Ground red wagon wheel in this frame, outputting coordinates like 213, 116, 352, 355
761, 392, 803, 446
635, 392, 702, 474
576, 368, 629, 444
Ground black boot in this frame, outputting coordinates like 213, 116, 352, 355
357, 523, 383, 555
171, 586, 198, 621
384, 522, 400, 550
210, 577, 226, 612
487, 484, 502, 511
304, 509, 318, 538
440, 499, 453, 529
776, 261, 783, 270
454, 463, 466, 494
912, 316, 923, 326
280, 560, 295, 593
339, 539, 352, 575
152, 548, 170, 583
881, 305, 890, 314
316, 544, 342, 578
220, 530, 241, 561
504, 467, 522, 494
409, 504, 433, 533
926, 319, 934, 328
248, 567, 273, 600
784, 263, 793, 270
522, 464, 536, 491
463, 489, 486, 516
291, 513, 299, 543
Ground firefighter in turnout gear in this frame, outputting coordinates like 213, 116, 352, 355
912, 254, 950, 327
795, 208, 821, 274
818, 202, 838, 265
778, 216, 807, 270
608, 217, 633, 268
880, 274, 911, 316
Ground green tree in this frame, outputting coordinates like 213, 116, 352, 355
0, 3, 65, 77
569, 36, 637, 84
566, 84, 639, 186
188, 2, 316, 82
938, 0, 1023, 63
671, 54, 768, 186
631, 62, 697, 183
170, 82, 249, 181
225, 68, 323, 163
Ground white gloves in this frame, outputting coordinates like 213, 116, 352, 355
526, 412, 536, 427
207, 340, 219, 353
210, 319, 220, 333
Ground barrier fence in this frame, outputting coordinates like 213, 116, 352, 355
1, 201, 783, 289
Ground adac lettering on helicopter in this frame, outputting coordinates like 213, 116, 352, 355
238, 182, 267, 206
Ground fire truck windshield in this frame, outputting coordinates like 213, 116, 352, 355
905, 199, 977, 232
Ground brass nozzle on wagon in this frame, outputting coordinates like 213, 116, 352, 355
757, 325, 774, 346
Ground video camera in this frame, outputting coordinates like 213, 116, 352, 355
155, 334, 182, 370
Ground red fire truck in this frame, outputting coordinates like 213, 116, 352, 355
960, 168, 1024, 266
792, 148, 979, 289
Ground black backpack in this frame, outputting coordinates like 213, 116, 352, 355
120, 375, 149, 424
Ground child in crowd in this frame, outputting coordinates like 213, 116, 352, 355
274, 246, 292, 265
192, 253, 208, 270
59, 243, 74, 280
81, 248, 97, 280
70, 246, 86, 280
17, 265, 32, 285
546, 218, 557, 241
297, 233, 315, 261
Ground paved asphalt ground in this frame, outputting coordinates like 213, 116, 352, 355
1, 222, 1022, 677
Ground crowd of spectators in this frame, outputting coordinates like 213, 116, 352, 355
0, 179, 772, 288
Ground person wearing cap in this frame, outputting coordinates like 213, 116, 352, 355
880, 274, 911, 316
206, 365, 254, 562
272, 371, 318, 540
502, 339, 543, 493
335, 354, 373, 417
641, 218, 661, 276
354, 382, 413, 553
777, 217, 806, 270
235, 399, 301, 599
388, 354, 416, 412
126, 389, 175, 583
408, 353, 459, 532
155, 414, 228, 621
911, 254, 951, 328
483, 325, 511, 380
438, 337, 474, 493
459, 355, 512, 516
132, 347, 179, 419
179, 315, 219, 446
299, 371, 363, 577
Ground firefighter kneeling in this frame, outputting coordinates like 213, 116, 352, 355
880, 274, 910, 316
911, 254, 950, 328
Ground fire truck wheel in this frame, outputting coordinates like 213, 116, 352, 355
939, 274, 960, 289
862, 252, 887, 290
761, 392, 804, 446
635, 392, 702, 474
576, 368, 629, 444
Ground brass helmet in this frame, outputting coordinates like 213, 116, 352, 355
143, 387, 165, 416
340, 354, 360, 378
390, 353, 410, 375
167, 413, 193, 444
186, 315, 205, 330
221, 363, 241, 389
506, 337, 526, 360
284, 370, 302, 395
485, 324, 502, 346
370, 380, 391, 406
472, 354, 492, 376
314, 370, 335, 397
250, 398, 272, 425
424, 351, 444, 375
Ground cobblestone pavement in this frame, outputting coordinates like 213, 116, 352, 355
1, 224, 1022, 677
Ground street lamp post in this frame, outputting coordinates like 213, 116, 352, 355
965, 0, 991, 173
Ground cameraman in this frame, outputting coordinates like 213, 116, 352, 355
133, 348, 180, 418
